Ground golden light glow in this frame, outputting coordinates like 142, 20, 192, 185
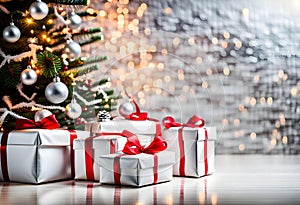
260, 97, 266, 104
223, 67, 230, 76
242, 8, 250, 18
222, 118, 229, 126
161, 49, 168, 55
267, 97, 273, 105
234, 119, 240, 126
157, 63, 164, 71
196, 56, 203, 64
165, 7, 172, 14
282, 136, 288, 144
30, 30, 34, 34
253, 75, 260, 83
202, 81, 208, 88
211, 37, 218, 45
42, 34, 47, 39
250, 132, 256, 139
26, 18, 33, 24
223, 31, 230, 39
199, 192, 205, 205
99, 10, 107, 17
250, 97, 256, 106
47, 19, 54, 24
165, 195, 173, 205
239, 144, 245, 151
188, 37, 195, 45
291, 87, 297, 96
211, 193, 218, 205
172, 37, 181, 46
271, 138, 277, 146
206, 68, 212, 75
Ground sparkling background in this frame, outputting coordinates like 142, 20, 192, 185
85, 0, 300, 154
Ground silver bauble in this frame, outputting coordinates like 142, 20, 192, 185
21, 66, 37, 85
3, 23, 21, 43
34, 109, 52, 122
118, 102, 135, 116
69, 12, 82, 29
65, 99, 82, 119
30, 0, 49, 20
63, 40, 81, 60
45, 77, 69, 104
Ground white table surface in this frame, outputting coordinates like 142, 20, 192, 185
1, 155, 300, 205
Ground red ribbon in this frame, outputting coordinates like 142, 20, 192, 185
122, 130, 167, 155
68, 130, 78, 178
113, 130, 167, 185
162, 115, 207, 176
15, 114, 60, 130
0, 131, 10, 181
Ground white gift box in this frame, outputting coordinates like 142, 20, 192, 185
163, 127, 217, 177
99, 151, 175, 187
85, 119, 157, 136
73, 135, 127, 181
74, 135, 153, 181
0, 129, 90, 184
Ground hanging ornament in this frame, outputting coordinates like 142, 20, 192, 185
97, 110, 111, 122
69, 12, 82, 29
118, 102, 135, 117
45, 76, 69, 104
3, 22, 21, 43
65, 98, 82, 119
34, 109, 52, 122
30, 0, 49, 20
21, 65, 37, 85
63, 39, 81, 60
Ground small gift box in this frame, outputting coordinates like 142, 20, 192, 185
162, 116, 217, 177
0, 129, 90, 184
73, 133, 152, 181
99, 131, 175, 187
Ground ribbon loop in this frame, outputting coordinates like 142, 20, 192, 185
162, 115, 205, 129
121, 130, 167, 155
15, 114, 60, 130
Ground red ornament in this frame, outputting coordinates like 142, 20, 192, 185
88, 79, 92, 83
64, 66, 68, 71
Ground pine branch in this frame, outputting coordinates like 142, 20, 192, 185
76, 65, 99, 76
45, 0, 88, 5
79, 36, 102, 46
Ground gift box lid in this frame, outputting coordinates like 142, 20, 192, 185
85, 120, 157, 134
73, 135, 153, 150
165, 127, 217, 141
99, 151, 175, 169
0, 129, 90, 146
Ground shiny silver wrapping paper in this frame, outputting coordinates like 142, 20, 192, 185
0, 129, 90, 184
163, 127, 217, 177
99, 151, 175, 187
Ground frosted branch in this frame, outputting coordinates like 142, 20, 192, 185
73, 91, 103, 106
17, 83, 37, 101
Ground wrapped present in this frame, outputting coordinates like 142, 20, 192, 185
85, 119, 158, 136
86, 97, 161, 138
0, 116, 90, 183
162, 115, 217, 177
74, 134, 152, 181
99, 130, 175, 187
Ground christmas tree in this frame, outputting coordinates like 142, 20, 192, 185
0, 0, 120, 130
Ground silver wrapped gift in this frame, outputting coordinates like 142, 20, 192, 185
99, 151, 175, 187
85, 119, 158, 136
163, 127, 217, 177
74, 134, 153, 181
0, 129, 90, 184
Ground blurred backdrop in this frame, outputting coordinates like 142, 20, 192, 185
83, 0, 300, 154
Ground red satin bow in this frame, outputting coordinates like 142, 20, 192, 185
162, 115, 205, 129
15, 114, 60, 130
121, 130, 167, 155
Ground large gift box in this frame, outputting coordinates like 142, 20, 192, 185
162, 116, 217, 177
0, 129, 90, 184
99, 151, 175, 187
74, 134, 152, 181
